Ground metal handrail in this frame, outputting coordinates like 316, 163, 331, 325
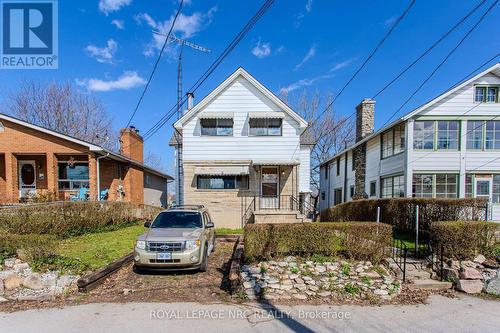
242, 198, 255, 226
391, 237, 408, 282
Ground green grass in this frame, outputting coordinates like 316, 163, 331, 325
394, 233, 416, 250
56, 223, 146, 271
215, 228, 243, 235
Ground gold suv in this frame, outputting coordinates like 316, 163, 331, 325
134, 205, 216, 272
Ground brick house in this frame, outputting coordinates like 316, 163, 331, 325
0, 113, 173, 206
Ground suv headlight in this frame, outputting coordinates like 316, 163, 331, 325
136, 240, 146, 250
185, 239, 201, 250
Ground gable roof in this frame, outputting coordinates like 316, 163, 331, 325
174, 67, 309, 130
0, 113, 173, 180
320, 62, 500, 167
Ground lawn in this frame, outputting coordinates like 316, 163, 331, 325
215, 228, 243, 235
56, 223, 146, 271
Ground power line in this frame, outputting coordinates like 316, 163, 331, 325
124, 0, 184, 128
139, 0, 276, 142
121, 0, 275, 149
382, 0, 498, 127
372, 0, 487, 99
305, 0, 416, 134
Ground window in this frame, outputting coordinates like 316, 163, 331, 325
370, 181, 376, 197
414, 121, 459, 150
437, 121, 459, 150
350, 185, 354, 198
467, 120, 500, 150
435, 174, 458, 198
381, 175, 404, 198
336, 158, 340, 176
475, 86, 499, 103
412, 174, 433, 198
381, 124, 405, 158
412, 173, 458, 198
413, 121, 435, 150
324, 165, 328, 179
197, 175, 249, 190
351, 151, 356, 171
58, 162, 89, 190
493, 175, 500, 203
485, 121, 500, 149
465, 174, 473, 198
249, 118, 282, 136
475, 87, 486, 102
145, 174, 152, 186
334, 188, 342, 205
200, 118, 233, 136
487, 87, 498, 103
321, 192, 325, 200
467, 121, 484, 149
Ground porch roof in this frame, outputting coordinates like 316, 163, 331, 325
252, 160, 300, 166
194, 165, 250, 176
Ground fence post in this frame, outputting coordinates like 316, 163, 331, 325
415, 205, 419, 256
376, 206, 380, 223
403, 247, 407, 283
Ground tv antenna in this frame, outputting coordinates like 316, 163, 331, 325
153, 31, 211, 119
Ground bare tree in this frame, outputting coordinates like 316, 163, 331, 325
144, 151, 165, 171
282, 90, 354, 192
7, 79, 117, 149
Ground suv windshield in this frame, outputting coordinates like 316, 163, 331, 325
151, 211, 202, 229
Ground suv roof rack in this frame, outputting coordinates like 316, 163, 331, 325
169, 204, 205, 210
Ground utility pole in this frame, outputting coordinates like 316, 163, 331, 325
152, 31, 211, 119
153, 31, 210, 205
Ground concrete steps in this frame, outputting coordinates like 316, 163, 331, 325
407, 279, 453, 291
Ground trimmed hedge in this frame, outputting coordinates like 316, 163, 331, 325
0, 233, 57, 261
0, 202, 160, 238
321, 198, 487, 233
244, 222, 392, 263
430, 221, 500, 260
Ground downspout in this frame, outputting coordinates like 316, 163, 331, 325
96, 153, 109, 201
343, 152, 348, 203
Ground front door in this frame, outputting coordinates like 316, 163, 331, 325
18, 161, 36, 199
475, 177, 492, 201
261, 167, 279, 209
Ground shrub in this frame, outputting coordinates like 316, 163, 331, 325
321, 198, 487, 233
0, 233, 57, 261
244, 222, 392, 263
430, 221, 500, 260
0, 201, 156, 238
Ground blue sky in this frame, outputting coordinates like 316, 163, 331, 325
1, 0, 499, 175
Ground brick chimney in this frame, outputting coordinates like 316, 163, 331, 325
120, 126, 144, 163
356, 98, 375, 142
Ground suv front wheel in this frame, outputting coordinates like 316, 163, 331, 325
199, 246, 208, 272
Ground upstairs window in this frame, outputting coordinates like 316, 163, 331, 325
249, 118, 282, 136
381, 124, 405, 158
336, 158, 340, 176
467, 121, 484, 149
475, 86, 499, 103
466, 120, 500, 150
414, 120, 459, 150
200, 118, 233, 136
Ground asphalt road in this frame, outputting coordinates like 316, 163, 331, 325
1, 295, 499, 333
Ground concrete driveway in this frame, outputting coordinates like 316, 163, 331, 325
1, 295, 499, 333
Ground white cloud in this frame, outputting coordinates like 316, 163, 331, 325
275, 45, 285, 55
281, 58, 355, 94
305, 0, 313, 13
329, 58, 356, 72
136, 7, 217, 56
251, 40, 271, 59
77, 71, 146, 92
99, 0, 132, 15
111, 19, 125, 30
294, 45, 316, 71
85, 39, 118, 64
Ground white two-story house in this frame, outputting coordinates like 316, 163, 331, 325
319, 63, 500, 220
170, 68, 314, 228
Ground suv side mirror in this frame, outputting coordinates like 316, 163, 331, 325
206, 222, 214, 228
144, 221, 151, 228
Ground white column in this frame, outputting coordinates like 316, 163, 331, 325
404, 119, 414, 197
459, 119, 467, 198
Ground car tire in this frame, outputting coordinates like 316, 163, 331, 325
199, 246, 208, 272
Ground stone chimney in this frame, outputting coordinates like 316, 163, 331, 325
355, 98, 375, 142
119, 126, 144, 163
186, 92, 194, 113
